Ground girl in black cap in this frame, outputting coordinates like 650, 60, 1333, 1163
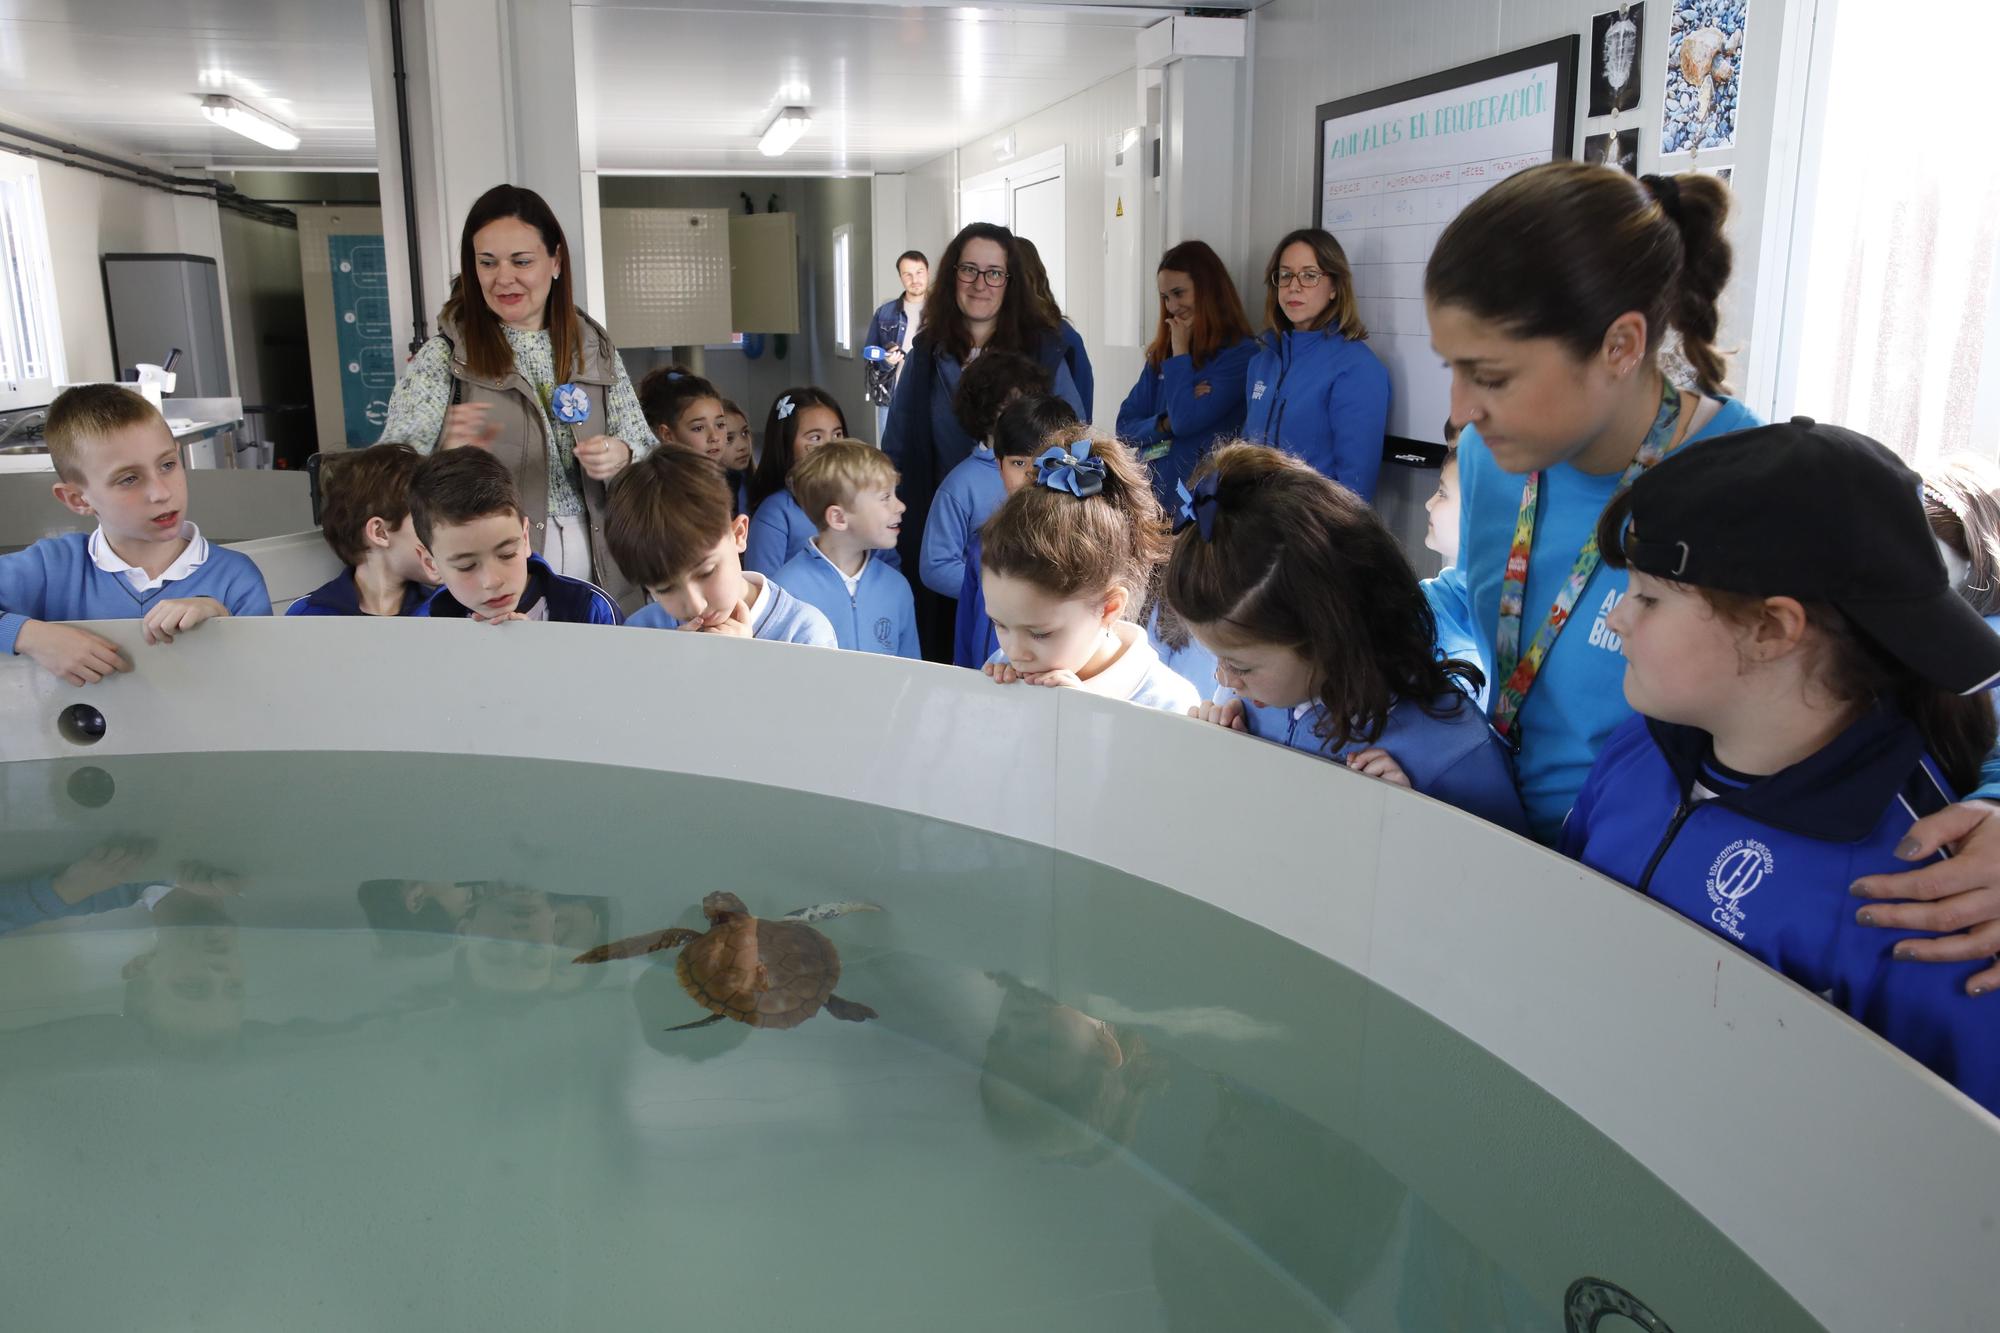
1558, 421, 2000, 1113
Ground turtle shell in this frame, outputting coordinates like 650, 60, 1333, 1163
675, 913, 841, 1030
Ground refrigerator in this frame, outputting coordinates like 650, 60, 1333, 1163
100, 253, 231, 396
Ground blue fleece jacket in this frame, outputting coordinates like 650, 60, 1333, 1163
744, 489, 816, 577
286, 567, 431, 617
416, 553, 622, 625
1115, 339, 1259, 506
1560, 710, 1998, 1117
1241, 329, 1392, 502
0, 531, 271, 655
921, 447, 1006, 598
1424, 400, 1765, 842
775, 542, 920, 658
953, 533, 996, 668
627, 572, 837, 647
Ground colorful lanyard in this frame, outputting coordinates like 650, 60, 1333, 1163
1491, 376, 1685, 743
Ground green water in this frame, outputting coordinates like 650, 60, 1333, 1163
0, 752, 1822, 1332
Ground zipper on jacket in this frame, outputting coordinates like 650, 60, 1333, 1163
1267, 332, 1295, 447
1636, 799, 1696, 896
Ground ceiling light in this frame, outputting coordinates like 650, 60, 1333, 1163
199, 95, 299, 151
758, 107, 811, 157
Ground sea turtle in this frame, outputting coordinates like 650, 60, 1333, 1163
573, 892, 880, 1031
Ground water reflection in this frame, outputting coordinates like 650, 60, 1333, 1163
980, 972, 1168, 1165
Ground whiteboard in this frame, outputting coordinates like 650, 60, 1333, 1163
1315, 38, 1578, 450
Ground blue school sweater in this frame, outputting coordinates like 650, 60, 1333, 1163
286, 568, 430, 617
1560, 710, 1998, 1117
953, 533, 996, 668
1235, 686, 1527, 834
775, 542, 920, 658
1424, 400, 1764, 843
921, 447, 1006, 598
744, 488, 816, 577
985, 622, 1200, 713
627, 571, 837, 647
1115, 338, 1259, 507
1241, 329, 1392, 502
415, 553, 622, 625
0, 529, 272, 655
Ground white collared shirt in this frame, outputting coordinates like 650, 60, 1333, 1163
740, 570, 774, 633
806, 538, 868, 598
88, 522, 207, 594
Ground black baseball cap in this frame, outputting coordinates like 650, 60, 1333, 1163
1602, 416, 2000, 697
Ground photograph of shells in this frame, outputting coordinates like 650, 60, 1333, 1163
1586, 128, 1641, 177
1589, 4, 1644, 118
1661, 0, 1746, 153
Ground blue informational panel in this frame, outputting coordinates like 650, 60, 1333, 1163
328, 234, 394, 444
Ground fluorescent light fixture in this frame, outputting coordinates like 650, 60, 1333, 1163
199, 95, 299, 151
758, 107, 811, 158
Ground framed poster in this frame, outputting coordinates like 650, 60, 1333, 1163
1314, 37, 1578, 453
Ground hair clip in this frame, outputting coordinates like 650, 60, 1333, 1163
777, 395, 796, 420
1036, 441, 1105, 498
1923, 480, 1970, 524
1173, 473, 1221, 541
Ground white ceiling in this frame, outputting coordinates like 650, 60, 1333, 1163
0, 0, 1251, 175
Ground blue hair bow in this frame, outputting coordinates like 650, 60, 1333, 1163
1173, 473, 1221, 541
1036, 441, 1106, 498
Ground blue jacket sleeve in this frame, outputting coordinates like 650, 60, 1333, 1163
896, 580, 922, 660
743, 497, 789, 576
1841, 897, 2000, 1117
1326, 354, 1391, 502
589, 592, 625, 626
1555, 757, 1602, 860
0, 543, 54, 656
1427, 741, 1529, 837
1061, 322, 1094, 420
1115, 367, 1163, 448
1161, 341, 1255, 442
919, 486, 971, 598
223, 562, 273, 617
953, 552, 996, 668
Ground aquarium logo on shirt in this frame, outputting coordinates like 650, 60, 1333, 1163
1250, 380, 1267, 401
1586, 588, 1624, 653
1706, 839, 1772, 941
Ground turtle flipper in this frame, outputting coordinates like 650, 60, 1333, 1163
573, 927, 700, 964
823, 995, 878, 1023
666, 1012, 729, 1033
782, 901, 884, 923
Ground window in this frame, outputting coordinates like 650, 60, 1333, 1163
0, 153, 66, 411
833, 224, 854, 356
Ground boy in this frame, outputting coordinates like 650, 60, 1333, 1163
288, 442, 436, 616
409, 449, 621, 624
0, 384, 270, 684
953, 393, 1081, 668
607, 446, 835, 645
774, 441, 918, 658
921, 350, 1052, 599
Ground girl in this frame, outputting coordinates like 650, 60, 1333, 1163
1116, 239, 1261, 508
744, 387, 846, 574
636, 366, 729, 461
1241, 228, 1391, 502
1922, 453, 2000, 629
721, 398, 754, 515
978, 429, 1197, 713
1168, 443, 1524, 834
1561, 420, 1999, 1106
1014, 236, 1094, 416
1427, 159, 2000, 989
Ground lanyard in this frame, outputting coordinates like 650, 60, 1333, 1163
1491, 376, 1685, 743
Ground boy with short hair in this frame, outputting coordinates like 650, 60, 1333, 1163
920, 349, 1053, 599
775, 441, 918, 658
0, 384, 271, 684
409, 449, 621, 624
288, 443, 436, 617
607, 445, 835, 645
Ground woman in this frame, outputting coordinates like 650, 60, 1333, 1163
1014, 236, 1094, 417
1241, 228, 1391, 501
1114, 239, 1258, 507
882, 222, 1086, 654
378, 184, 652, 606
1425, 159, 2000, 992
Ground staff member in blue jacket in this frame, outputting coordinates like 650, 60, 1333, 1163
1115, 239, 1259, 508
863, 250, 929, 444
1241, 228, 1391, 501
883, 222, 1086, 658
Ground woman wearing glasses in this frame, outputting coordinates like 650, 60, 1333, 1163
1242, 228, 1391, 502
883, 222, 1087, 654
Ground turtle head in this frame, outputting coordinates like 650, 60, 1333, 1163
700, 891, 750, 922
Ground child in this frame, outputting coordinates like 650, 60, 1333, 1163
1560, 419, 1999, 1112
1922, 453, 2000, 629
921, 349, 1052, 599
1422, 445, 1486, 687
1168, 443, 1524, 833
774, 441, 919, 657
978, 429, 1198, 713
289, 442, 436, 616
636, 365, 729, 461
745, 386, 847, 574
953, 393, 1081, 668
0, 384, 271, 684
607, 445, 836, 646
409, 448, 622, 624
721, 398, 754, 514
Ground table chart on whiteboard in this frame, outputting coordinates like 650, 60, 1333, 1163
1323, 148, 1551, 441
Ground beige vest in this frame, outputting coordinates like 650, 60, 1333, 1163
437, 310, 637, 610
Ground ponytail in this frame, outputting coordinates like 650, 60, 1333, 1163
980, 428, 1167, 606
636, 364, 720, 433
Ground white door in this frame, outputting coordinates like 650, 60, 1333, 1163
1009, 173, 1066, 311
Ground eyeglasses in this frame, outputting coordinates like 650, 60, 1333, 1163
954, 263, 1010, 288
1270, 268, 1328, 290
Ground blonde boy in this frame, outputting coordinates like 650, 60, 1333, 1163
773, 440, 918, 658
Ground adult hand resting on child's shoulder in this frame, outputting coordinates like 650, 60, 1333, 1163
14, 621, 129, 685
142, 598, 228, 645
1188, 697, 1247, 732
1345, 748, 1412, 788
1852, 801, 2000, 996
